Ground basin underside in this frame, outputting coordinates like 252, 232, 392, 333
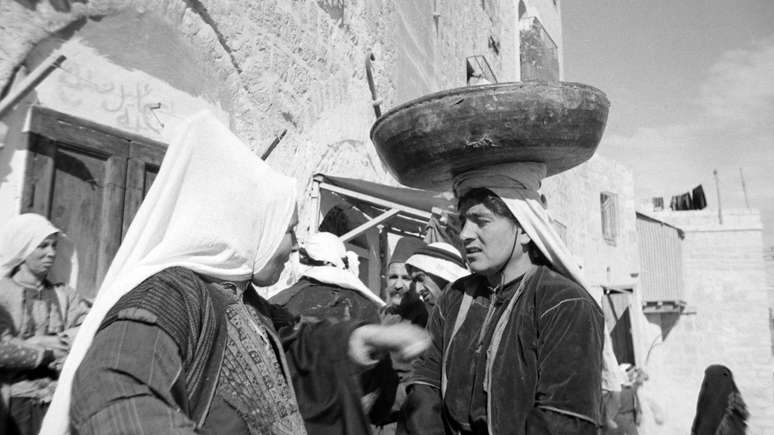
370, 82, 610, 191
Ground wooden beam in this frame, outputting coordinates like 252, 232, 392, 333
0, 53, 66, 119
319, 182, 432, 220
340, 208, 399, 243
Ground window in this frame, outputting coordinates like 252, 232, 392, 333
600, 192, 618, 245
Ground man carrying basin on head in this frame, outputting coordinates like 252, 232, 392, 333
402, 163, 604, 435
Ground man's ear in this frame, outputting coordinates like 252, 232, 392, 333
517, 226, 532, 248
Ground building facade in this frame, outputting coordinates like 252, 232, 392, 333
644, 209, 774, 434
1, 0, 568, 296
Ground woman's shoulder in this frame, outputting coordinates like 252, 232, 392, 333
104, 267, 211, 324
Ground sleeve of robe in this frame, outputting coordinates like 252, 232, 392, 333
0, 303, 51, 370
279, 315, 378, 435
400, 302, 446, 435
528, 296, 604, 435
247, 290, 385, 435
70, 320, 199, 435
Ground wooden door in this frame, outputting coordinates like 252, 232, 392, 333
22, 107, 165, 299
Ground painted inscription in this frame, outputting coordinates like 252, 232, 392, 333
54, 61, 171, 136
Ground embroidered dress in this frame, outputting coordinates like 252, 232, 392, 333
70, 267, 375, 435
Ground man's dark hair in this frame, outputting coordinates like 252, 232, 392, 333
457, 188, 549, 267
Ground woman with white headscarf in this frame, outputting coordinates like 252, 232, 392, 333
0, 213, 86, 435
40, 112, 429, 435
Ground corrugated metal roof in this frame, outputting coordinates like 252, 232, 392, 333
636, 214, 685, 303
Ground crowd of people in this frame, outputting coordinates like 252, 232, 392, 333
0, 112, 748, 434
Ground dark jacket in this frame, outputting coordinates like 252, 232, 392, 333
405, 265, 604, 435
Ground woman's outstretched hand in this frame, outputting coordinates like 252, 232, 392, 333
348, 323, 431, 366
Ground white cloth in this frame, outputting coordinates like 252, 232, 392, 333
300, 232, 384, 306
405, 242, 469, 284
41, 111, 298, 434
0, 213, 78, 289
303, 232, 347, 268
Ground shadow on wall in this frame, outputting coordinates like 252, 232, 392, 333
13, 0, 86, 13
645, 312, 682, 341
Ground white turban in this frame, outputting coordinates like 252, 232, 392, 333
299, 232, 384, 306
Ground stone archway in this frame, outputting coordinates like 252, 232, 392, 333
1, 0, 248, 133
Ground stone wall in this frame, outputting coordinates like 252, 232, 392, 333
1, 0, 565, 234
646, 209, 774, 434
543, 154, 640, 289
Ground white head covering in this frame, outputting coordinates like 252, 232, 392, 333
406, 242, 469, 284
0, 213, 78, 288
41, 111, 298, 434
299, 232, 384, 306
303, 232, 347, 269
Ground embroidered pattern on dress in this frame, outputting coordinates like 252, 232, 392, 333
217, 303, 305, 435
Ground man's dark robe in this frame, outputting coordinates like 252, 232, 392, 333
270, 276, 380, 324
404, 265, 604, 435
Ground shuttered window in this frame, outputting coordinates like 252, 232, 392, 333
600, 192, 618, 245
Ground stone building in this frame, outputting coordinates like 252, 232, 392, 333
1, 0, 645, 370
640, 209, 774, 434
0, 0, 673, 430
0, 0, 574, 295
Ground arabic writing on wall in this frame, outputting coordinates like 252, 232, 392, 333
55, 61, 171, 136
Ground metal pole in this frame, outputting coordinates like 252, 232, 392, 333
739, 168, 750, 208
260, 129, 286, 160
365, 52, 381, 118
713, 169, 723, 224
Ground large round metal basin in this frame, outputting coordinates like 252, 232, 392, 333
370, 81, 610, 190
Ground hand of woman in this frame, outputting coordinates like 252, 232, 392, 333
348, 323, 431, 366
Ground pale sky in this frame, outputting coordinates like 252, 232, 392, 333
562, 0, 774, 246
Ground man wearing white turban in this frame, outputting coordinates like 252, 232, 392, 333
270, 231, 384, 323
39, 112, 429, 435
403, 163, 604, 435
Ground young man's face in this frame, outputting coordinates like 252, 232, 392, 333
385, 262, 411, 305
459, 202, 521, 276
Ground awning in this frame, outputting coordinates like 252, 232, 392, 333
312, 173, 457, 242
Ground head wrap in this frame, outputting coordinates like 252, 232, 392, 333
299, 232, 384, 306
302, 232, 347, 268
42, 111, 298, 434
389, 237, 426, 265
406, 242, 469, 284
0, 213, 78, 288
